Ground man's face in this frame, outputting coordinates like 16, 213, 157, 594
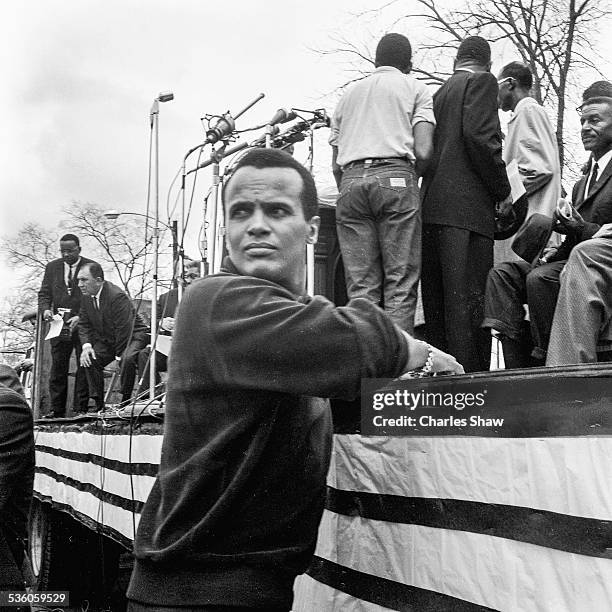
497, 74, 514, 112
183, 266, 200, 286
77, 267, 102, 296
580, 102, 612, 158
224, 166, 320, 295
60, 240, 81, 265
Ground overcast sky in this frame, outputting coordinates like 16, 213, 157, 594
1, 0, 609, 302
0, 0, 379, 292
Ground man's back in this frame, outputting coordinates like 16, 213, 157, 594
332, 67, 433, 165
422, 70, 509, 238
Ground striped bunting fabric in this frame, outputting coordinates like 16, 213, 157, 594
293, 404, 612, 611
33, 421, 163, 547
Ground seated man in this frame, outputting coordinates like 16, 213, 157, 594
483, 83, 612, 367
0, 365, 34, 604
546, 224, 612, 365
137, 258, 201, 394
127, 148, 463, 611
77, 262, 149, 410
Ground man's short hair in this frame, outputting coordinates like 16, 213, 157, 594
375, 33, 412, 70
582, 81, 612, 103
456, 36, 491, 66
223, 148, 319, 220
500, 61, 533, 90
60, 233, 80, 246
83, 261, 104, 281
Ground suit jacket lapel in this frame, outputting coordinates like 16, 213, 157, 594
574, 175, 587, 208
577, 158, 612, 209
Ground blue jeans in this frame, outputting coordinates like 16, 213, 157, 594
336, 159, 420, 332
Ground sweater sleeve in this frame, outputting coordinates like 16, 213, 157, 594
0, 390, 34, 512
37, 263, 54, 312
171, 275, 410, 400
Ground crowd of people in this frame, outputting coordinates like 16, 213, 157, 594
332, 33, 612, 372
5, 29, 611, 610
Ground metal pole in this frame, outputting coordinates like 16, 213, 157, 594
150, 102, 159, 400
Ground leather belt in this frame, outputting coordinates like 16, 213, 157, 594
344, 157, 408, 169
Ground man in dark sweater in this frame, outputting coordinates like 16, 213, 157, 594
0, 365, 34, 607
127, 149, 463, 611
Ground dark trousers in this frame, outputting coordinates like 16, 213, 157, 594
84, 334, 148, 405
49, 332, 88, 415
421, 224, 493, 373
483, 259, 566, 361
137, 346, 168, 391
336, 159, 421, 333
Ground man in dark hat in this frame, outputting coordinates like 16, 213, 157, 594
484, 81, 612, 367
330, 32, 435, 333
421, 35, 512, 372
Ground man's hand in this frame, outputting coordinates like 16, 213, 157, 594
160, 317, 175, 333
553, 206, 585, 235
43, 309, 53, 322
495, 194, 514, 219
67, 315, 79, 334
80, 345, 96, 368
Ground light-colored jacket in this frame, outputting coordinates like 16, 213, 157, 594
495, 96, 561, 263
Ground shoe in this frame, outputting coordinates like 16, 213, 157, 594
87, 398, 103, 413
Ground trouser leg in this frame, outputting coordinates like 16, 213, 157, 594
525, 260, 565, 361
120, 335, 149, 402
547, 239, 612, 365
421, 224, 447, 352
376, 165, 420, 333
433, 227, 492, 373
84, 343, 114, 408
72, 332, 89, 412
48, 339, 72, 415
336, 173, 383, 307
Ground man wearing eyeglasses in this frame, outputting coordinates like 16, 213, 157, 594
37, 234, 97, 417
494, 62, 561, 264
137, 258, 202, 394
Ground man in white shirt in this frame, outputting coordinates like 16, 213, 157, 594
329, 33, 435, 333
494, 61, 561, 263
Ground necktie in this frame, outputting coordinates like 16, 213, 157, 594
67, 265, 73, 292
587, 162, 599, 197
93, 296, 99, 311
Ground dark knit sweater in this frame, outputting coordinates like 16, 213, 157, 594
128, 268, 409, 607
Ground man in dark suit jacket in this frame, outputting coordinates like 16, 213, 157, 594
484, 85, 612, 366
0, 365, 34, 602
77, 262, 149, 410
137, 259, 201, 393
37, 233, 97, 416
421, 36, 512, 372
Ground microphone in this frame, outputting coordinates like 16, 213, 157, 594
205, 113, 236, 145
267, 108, 297, 127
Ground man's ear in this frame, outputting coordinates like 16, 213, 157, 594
306, 216, 320, 245
402, 60, 413, 75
